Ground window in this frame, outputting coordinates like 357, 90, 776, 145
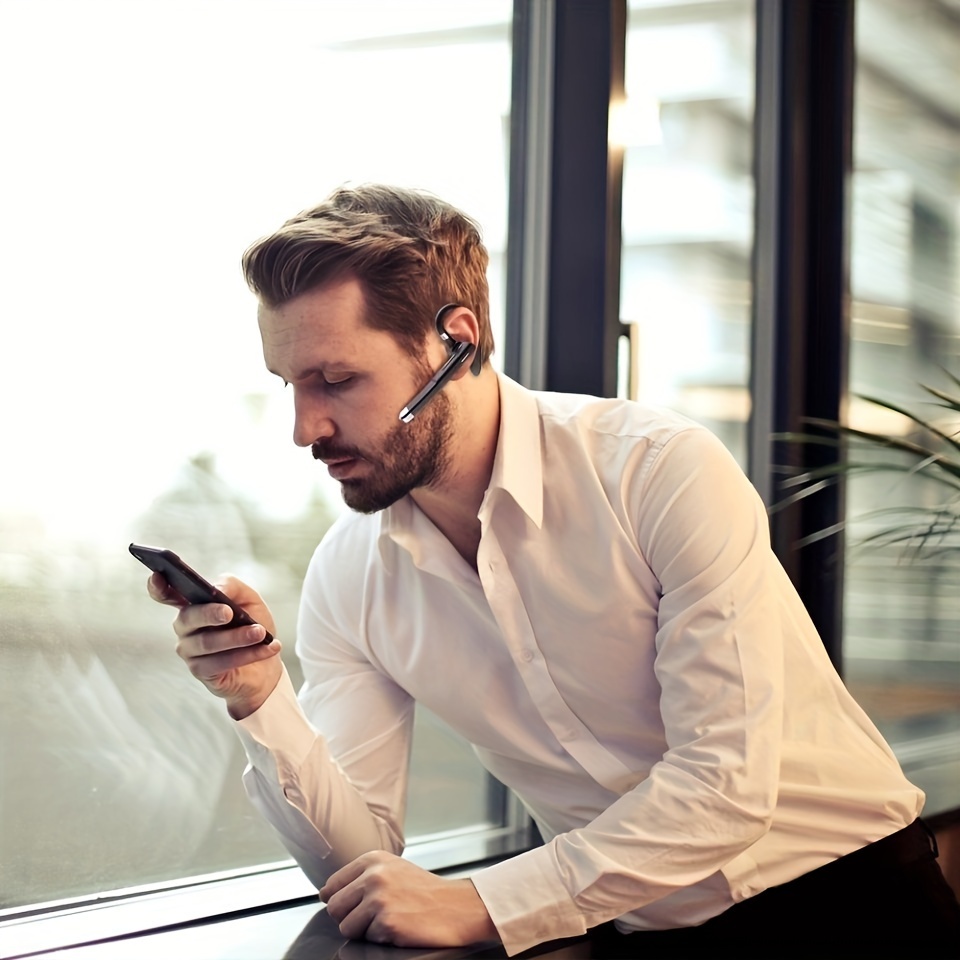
843, 0, 960, 816
617, 0, 960, 820
619, 0, 756, 467
0, 0, 516, 911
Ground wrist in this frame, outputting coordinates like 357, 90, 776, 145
464, 879, 500, 943
225, 668, 283, 720
226, 695, 266, 721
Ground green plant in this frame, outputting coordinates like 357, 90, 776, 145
773, 371, 960, 558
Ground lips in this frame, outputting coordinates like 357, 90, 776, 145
323, 456, 360, 481
312, 442, 364, 479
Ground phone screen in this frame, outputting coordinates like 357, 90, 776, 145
129, 543, 273, 643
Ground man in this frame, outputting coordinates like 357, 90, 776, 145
150, 184, 959, 957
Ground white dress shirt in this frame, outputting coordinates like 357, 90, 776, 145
236, 373, 923, 956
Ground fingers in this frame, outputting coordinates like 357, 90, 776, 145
180, 632, 281, 686
165, 584, 279, 677
173, 603, 277, 665
320, 855, 384, 939
144, 567, 281, 713
177, 622, 273, 658
323, 882, 370, 938
146, 571, 250, 636
319, 856, 370, 903
173, 600, 249, 643
321, 854, 440, 945
325, 884, 389, 942
146, 571, 261, 616
319, 855, 495, 950
150, 570, 272, 651
146, 572, 244, 649
146, 571, 186, 607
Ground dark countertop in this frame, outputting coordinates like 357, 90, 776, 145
18, 899, 593, 960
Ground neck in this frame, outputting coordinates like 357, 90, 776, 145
410, 368, 500, 570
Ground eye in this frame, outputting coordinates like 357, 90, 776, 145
324, 377, 353, 391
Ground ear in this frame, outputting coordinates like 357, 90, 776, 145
440, 306, 482, 380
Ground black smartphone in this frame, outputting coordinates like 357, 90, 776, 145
129, 543, 274, 644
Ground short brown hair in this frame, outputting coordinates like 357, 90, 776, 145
242, 184, 493, 367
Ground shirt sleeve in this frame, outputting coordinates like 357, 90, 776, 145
234, 539, 416, 890
472, 425, 785, 955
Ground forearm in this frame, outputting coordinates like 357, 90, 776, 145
234, 668, 407, 886
471, 766, 774, 956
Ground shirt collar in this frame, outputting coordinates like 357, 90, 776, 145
376, 496, 410, 572
484, 372, 544, 528
377, 371, 545, 567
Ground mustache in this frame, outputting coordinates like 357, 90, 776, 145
312, 440, 366, 461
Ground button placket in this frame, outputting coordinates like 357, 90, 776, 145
478, 531, 634, 793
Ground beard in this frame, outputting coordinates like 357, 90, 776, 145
312, 392, 454, 514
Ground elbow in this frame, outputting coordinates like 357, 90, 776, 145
664, 750, 778, 849
742, 800, 775, 846
726, 768, 778, 849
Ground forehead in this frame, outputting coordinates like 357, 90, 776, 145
258, 276, 399, 378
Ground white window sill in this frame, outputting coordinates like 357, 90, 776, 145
1, 821, 534, 959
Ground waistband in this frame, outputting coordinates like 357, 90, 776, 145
793, 818, 937, 890
836, 819, 936, 869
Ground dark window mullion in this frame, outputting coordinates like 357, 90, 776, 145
750, 0, 855, 668
505, 0, 626, 398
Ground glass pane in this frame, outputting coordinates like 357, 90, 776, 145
0, 0, 512, 908
619, 0, 755, 467
845, 0, 960, 815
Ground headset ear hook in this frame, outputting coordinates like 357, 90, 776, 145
435, 302, 483, 374
397, 303, 476, 423
435, 302, 461, 344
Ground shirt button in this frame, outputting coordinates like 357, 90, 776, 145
558, 728, 576, 742
519, 648, 534, 663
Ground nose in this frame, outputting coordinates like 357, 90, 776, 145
292, 388, 335, 447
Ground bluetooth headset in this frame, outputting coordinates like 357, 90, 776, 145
398, 303, 482, 423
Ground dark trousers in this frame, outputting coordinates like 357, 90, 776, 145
588, 820, 960, 959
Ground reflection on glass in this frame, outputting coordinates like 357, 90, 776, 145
0, 0, 511, 907
845, 0, 960, 815
619, 0, 755, 467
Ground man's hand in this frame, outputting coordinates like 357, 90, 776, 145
319, 851, 499, 948
147, 572, 283, 719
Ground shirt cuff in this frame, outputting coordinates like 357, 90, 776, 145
234, 666, 319, 774
470, 843, 587, 956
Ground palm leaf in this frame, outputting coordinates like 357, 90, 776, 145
774, 379, 960, 559
855, 392, 960, 454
